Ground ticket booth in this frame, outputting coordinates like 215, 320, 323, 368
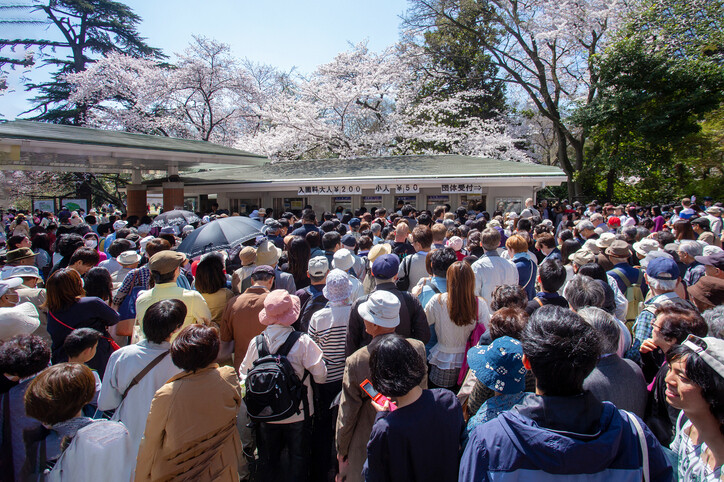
361, 195, 383, 210
395, 195, 417, 210
427, 195, 449, 211
274, 197, 306, 216
333, 196, 353, 213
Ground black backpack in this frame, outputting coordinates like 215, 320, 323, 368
294, 289, 328, 333
244, 331, 309, 423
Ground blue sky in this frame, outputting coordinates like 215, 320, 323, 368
2, 0, 409, 118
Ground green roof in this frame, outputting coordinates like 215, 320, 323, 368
0, 121, 266, 159
152, 154, 566, 185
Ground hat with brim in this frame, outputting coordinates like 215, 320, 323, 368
258, 290, 300, 326
368, 243, 392, 262
688, 276, 724, 310
239, 246, 257, 266
633, 238, 660, 256
256, 240, 282, 267
6, 248, 37, 264
467, 336, 526, 395
570, 250, 595, 266
0, 277, 23, 296
357, 291, 400, 328
706, 206, 722, 215
682, 335, 724, 379
596, 232, 616, 249
583, 239, 601, 255
694, 251, 724, 270
323, 269, 354, 303
605, 240, 631, 258
6, 266, 42, 281
333, 249, 355, 271
117, 250, 142, 265
0, 302, 40, 341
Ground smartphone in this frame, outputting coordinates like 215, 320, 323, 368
360, 379, 396, 411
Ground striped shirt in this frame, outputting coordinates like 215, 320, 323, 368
308, 302, 352, 382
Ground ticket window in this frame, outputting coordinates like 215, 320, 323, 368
230, 198, 259, 215
362, 196, 383, 210
333, 196, 353, 214
495, 197, 523, 214
395, 196, 417, 211
461, 195, 486, 210
427, 195, 449, 212
274, 197, 306, 216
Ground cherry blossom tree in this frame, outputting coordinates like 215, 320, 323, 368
240, 42, 530, 162
67, 36, 273, 145
405, 0, 630, 198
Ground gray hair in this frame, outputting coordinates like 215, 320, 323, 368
622, 227, 638, 240
578, 307, 620, 355
577, 221, 595, 232
564, 275, 606, 311
679, 240, 703, 258
636, 227, 650, 241
370, 223, 382, 234
703, 305, 724, 339
646, 276, 678, 292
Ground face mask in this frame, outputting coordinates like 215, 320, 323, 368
85, 239, 97, 249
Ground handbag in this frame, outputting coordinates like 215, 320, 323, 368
457, 298, 485, 385
48, 311, 121, 352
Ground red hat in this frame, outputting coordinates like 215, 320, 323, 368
608, 216, 621, 226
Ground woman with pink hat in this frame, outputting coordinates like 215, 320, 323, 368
239, 289, 327, 481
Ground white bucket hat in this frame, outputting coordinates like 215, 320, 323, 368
357, 291, 400, 328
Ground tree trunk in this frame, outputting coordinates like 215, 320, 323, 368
606, 168, 615, 202
554, 126, 577, 200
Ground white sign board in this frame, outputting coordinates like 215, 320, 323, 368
297, 185, 362, 196
441, 183, 483, 194
375, 183, 420, 194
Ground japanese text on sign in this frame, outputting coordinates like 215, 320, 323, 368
441, 184, 483, 194
297, 185, 362, 196
375, 184, 419, 194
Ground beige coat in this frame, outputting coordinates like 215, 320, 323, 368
135, 365, 242, 482
335, 338, 427, 482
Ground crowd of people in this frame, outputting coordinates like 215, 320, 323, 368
0, 196, 723, 481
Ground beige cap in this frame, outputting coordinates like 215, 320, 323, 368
148, 251, 186, 275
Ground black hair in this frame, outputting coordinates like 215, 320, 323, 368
667, 343, 724, 435
401, 205, 415, 217
83, 267, 113, 302
561, 239, 582, 265
7, 235, 29, 251
517, 218, 532, 232
558, 229, 574, 243
107, 239, 134, 258
56, 233, 85, 258
69, 247, 100, 266
523, 305, 602, 396
538, 259, 567, 292
171, 324, 219, 372
430, 247, 458, 277
143, 299, 187, 344
0, 335, 50, 378
322, 231, 341, 251
577, 262, 607, 283
490, 284, 528, 311
63, 328, 102, 359
369, 334, 425, 397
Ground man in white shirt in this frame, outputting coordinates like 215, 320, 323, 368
471, 228, 519, 304
98, 299, 184, 472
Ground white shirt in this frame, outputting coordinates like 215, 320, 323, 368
46, 420, 133, 482
471, 251, 519, 304
707, 214, 722, 237
239, 324, 326, 424
348, 276, 365, 302
98, 340, 182, 466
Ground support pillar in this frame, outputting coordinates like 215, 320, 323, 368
162, 182, 184, 212
126, 184, 147, 218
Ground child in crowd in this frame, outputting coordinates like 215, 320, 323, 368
63, 328, 103, 414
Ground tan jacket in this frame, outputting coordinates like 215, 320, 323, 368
135, 365, 242, 482
335, 338, 427, 482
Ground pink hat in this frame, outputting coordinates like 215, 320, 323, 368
446, 236, 463, 252
259, 289, 300, 326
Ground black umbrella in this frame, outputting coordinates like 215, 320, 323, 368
150, 209, 201, 228
176, 216, 263, 258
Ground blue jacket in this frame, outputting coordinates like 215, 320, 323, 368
459, 392, 673, 482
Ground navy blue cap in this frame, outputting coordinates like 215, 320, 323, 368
341, 234, 357, 247
372, 254, 400, 279
646, 256, 680, 280
467, 336, 526, 394
349, 217, 361, 227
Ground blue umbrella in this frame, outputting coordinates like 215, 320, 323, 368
177, 216, 263, 258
